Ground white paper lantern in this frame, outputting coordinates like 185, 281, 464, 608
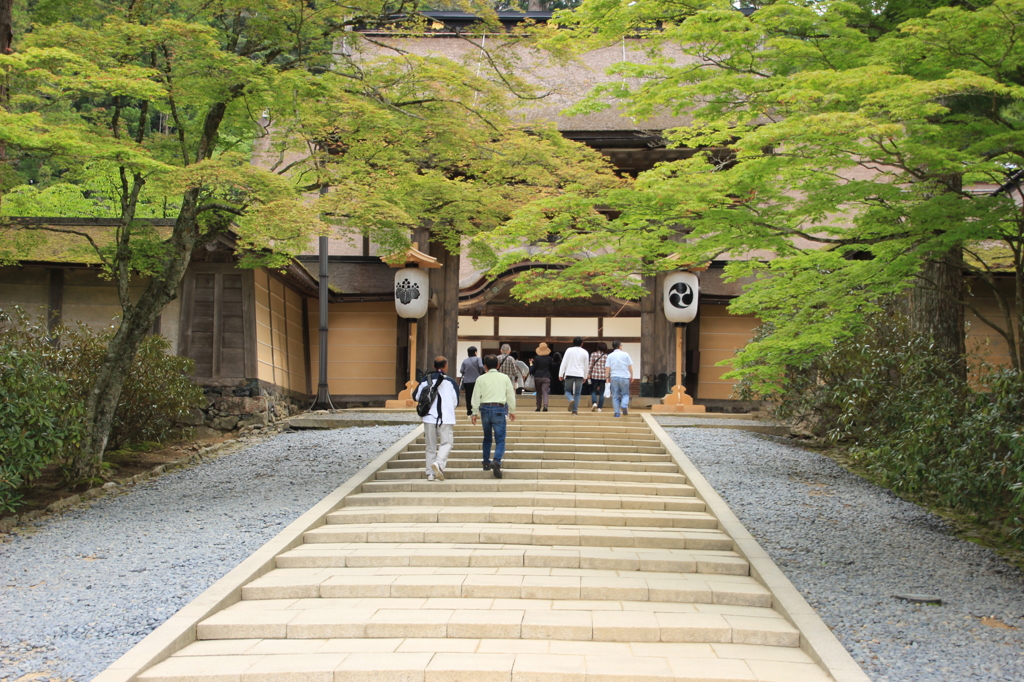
394, 267, 429, 319
663, 271, 699, 324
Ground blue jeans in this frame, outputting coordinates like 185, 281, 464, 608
610, 377, 631, 415
480, 405, 507, 464
564, 375, 584, 413
590, 380, 606, 408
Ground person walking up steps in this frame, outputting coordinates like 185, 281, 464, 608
496, 344, 518, 385
531, 342, 553, 411
470, 354, 516, 479
412, 356, 459, 481
458, 346, 485, 417
559, 336, 589, 416
607, 340, 634, 418
588, 342, 609, 412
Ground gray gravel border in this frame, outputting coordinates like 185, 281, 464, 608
667, 428, 1024, 682
0, 424, 415, 682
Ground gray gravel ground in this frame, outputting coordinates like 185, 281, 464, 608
655, 416, 768, 426
669, 428, 1024, 682
0, 424, 415, 682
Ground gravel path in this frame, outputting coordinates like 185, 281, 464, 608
668, 428, 1024, 682
0, 425, 415, 682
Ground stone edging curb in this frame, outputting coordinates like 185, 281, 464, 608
90, 423, 423, 682
642, 413, 871, 682
0, 439, 251, 535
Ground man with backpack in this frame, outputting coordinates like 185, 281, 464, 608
412, 356, 460, 481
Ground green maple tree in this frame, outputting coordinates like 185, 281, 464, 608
481, 0, 1024, 392
0, 0, 616, 478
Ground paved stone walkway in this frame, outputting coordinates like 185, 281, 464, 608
101, 413, 861, 682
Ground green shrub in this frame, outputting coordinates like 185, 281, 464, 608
0, 306, 205, 508
739, 309, 1024, 543
107, 336, 204, 450
0, 311, 85, 512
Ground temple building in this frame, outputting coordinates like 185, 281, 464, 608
0, 12, 1014, 425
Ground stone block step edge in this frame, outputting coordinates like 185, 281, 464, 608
641, 413, 870, 682
89, 423, 425, 682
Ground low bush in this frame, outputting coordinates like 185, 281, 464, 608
57, 331, 204, 452
0, 311, 85, 512
738, 310, 1024, 543
0, 306, 204, 509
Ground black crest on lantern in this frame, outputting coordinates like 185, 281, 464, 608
395, 278, 421, 305
668, 281, 694, 309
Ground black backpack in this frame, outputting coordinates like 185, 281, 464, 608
416, 373, 444, 421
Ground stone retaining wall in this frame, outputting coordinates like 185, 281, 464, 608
193, 380, 306, 436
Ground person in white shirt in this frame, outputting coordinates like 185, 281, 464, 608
558, 336, 590, 415
412, 356, 460, 480
606, 340, 634, 417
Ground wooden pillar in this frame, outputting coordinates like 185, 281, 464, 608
412, 227, 432, 376
640, 273, 674, 391
426, 235, 460, 370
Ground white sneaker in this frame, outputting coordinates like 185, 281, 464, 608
597, 408, 602, 412
427, 474, 436, 481
591, 405, 597, 412
431, 462, 445, 481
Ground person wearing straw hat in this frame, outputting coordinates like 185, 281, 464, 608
531, 342, 554, 411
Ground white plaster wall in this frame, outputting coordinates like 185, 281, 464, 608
498, 317, 546, 337
458, 316, 495, 336
603, 317, 641, 338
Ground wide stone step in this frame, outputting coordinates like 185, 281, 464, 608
386, 457, 680, 473
242, 568, 768, 604
138, 643, 831, 682
370, 468, 687, 484
398, 449, 674, 463
357, 479, 695, 496
303, 524, 733, 551
325, 507, 714, 529
427, 435, 663, 445
195, 599, 800, 647
428, 430, 659, 440
448, 425, 655, 433
407, 443, 667, 455
343, 491, 704, 511
276, 544, 749, 575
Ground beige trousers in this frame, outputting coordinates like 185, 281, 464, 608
423, 423, 453, 476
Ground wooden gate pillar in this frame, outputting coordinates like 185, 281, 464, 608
425, 236, 460, 371
640, 273, 675, 393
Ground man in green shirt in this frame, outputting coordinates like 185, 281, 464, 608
470, 354, 517, 479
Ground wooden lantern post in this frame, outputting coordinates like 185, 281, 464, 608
384, 243, 441, 409
652, 270, 706, 414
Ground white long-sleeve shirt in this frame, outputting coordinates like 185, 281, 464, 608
559, 346, 590, 379
412, 371, 460, 425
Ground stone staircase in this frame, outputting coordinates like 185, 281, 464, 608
132, 413, 836, 682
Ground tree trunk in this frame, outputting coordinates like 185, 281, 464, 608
527, 0, 547, 11
0, 0, 12, 58
70, 203, 199, 479
907, 248, 966, 379
0, 0, 13, 201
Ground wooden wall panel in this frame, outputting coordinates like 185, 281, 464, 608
0, 267, 48, 317
251, 269, 310, 392
254, 269, 276, 384
309, 301, 397, 396
180, 266, 256, 382
696, 305, 759, 401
